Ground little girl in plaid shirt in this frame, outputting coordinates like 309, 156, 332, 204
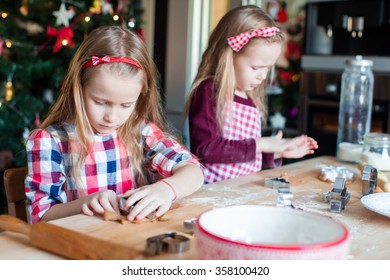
184, 6, 318, 184
25, 25, 204, 223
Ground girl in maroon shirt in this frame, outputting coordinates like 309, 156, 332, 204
184, 6, 318, 184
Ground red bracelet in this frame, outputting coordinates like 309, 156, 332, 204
160, 179, 177, 200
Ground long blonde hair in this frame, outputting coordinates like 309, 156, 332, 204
41, 25, 165, 188
184, 5, 285, 128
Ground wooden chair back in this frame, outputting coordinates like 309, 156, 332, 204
3, 167, 28, 222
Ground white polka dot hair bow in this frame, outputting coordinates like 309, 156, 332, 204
227, 27, 280, 52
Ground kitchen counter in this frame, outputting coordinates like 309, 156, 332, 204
0, 155, 389, 260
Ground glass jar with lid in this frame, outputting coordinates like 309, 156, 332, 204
361, 133, 390, 171
336, 55, 374, 163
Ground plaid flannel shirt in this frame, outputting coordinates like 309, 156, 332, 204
25, 122, 199, 223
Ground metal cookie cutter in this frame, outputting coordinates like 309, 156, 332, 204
119, 197, 156, 220
277, 186, 294, 207
264, 177, 290, 189
145, 232, 190, 255
361, 164, 377, 196
183, 218, 198, 234
323, 177, 350, 213
119, 197, 131, 216
264, 177, 294, 208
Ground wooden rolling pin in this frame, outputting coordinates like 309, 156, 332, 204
0, 215, 143, 260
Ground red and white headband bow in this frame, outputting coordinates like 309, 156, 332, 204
82, 55, 142, 69
227, 27, 280, 52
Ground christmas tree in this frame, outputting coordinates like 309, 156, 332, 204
264, 0, 305, 137
0, 0, 144, 167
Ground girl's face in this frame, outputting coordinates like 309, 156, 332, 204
233, 39, 282, 93
83, 70, 143, 135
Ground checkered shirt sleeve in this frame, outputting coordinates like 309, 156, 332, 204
25, 129, 68, 223
25, 123, 199, 223
142, 122, 199, 177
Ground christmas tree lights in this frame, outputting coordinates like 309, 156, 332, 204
0, 0, 144, 167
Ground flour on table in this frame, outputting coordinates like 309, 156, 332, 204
186, 185, 275, 208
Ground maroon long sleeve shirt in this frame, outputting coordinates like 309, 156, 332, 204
188, 79, 280, 169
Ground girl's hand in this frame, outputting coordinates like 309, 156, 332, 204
256, 130, 291, 153
81, 189, 120, 216
281, 136, 318, 158
256, 130, 318, 158
121, 181, 176, 221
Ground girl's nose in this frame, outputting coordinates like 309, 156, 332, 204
257, 68, 268, 80
103, 108, 117, 123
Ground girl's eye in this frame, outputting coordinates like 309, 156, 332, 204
252, 66, 265, 70
94, 100, 106, 105
121, 103, 134, 108
252, 66, 269, 71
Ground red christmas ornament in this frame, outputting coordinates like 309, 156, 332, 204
277, 3, 288, 23
136, 27, 145, 41
279, 70, 294, 86
46, 26, 75, 53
